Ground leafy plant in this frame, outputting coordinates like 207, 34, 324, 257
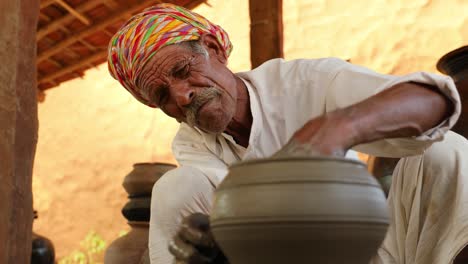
58, 231, 106, 264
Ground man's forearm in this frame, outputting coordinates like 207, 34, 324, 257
291, 81, 454, 156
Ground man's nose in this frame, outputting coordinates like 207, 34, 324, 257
171, 80, 194, 107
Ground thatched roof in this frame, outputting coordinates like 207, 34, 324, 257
37, 0, 206, 92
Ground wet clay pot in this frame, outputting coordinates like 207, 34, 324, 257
210, 157, 389, 264
123, 162, 177, 197
104, 222, 150, 264
437, 46, 468, 138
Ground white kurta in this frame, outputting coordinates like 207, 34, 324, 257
149, 58, 467, 264
171, 58, 460, 185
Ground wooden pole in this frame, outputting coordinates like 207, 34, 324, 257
0, 0, 39, 262
249, 0, 283, 68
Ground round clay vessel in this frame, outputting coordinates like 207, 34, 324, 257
31, 210, 55, 264
122, 197, 152, 222
123, 162, 176, 197
210, 157, 389, 264
31, 232, 55, 264
437, 46, 468, 137
104, 221, 150, 264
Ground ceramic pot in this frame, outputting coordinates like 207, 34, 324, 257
31, 210, 55, 264
122, 197, 152, 222
437, 46, 468, 137
31, 232, 55, 264
104, 222, 150, 264
210, 157, 389, 264
368, 156, 400, 196
123, 162, 177, 197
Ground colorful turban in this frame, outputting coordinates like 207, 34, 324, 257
107, 3, 233, 107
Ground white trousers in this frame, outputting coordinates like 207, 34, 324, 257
149, 132, 468, 264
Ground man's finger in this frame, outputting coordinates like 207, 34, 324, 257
179, 223, 216, 248
182, 213, 211, 232
169, 236, 196, 261
169, 236, 212, 263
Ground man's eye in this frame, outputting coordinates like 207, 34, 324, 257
153, 86, 169, 106
158, 89, 169, 105
173, 64, 190, 79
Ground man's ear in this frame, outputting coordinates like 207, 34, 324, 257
199, 34, 228, 64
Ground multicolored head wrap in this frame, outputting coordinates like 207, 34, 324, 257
107, 3, 233, 107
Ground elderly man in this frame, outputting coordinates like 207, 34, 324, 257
108, 4, 468, 264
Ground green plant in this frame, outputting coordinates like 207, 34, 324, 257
58, 231, 106, 264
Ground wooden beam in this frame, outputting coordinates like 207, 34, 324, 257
249, 0, 283, 68
38, 51, 108, 84
55, 0, 91, 25
37, 0, 102, 39
41, 35, 80, 59
101, 0, 119, 10
185, 0, 206, 9
46, 58, 64, 68
80, 40, 97, 51
40, 0, 56, 9
39, 12, 52, 22
57, 24, 97, 51
37, 0, 161, 63
103, 29, 114, 37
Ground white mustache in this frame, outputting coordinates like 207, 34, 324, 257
185, 87, 222, 127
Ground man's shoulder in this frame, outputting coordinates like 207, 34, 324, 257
236, 57, 348, 81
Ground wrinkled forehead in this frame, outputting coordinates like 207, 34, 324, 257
136, 43, 193, 87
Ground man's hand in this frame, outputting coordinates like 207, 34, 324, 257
169, 213, 229, 264
273, 112, 351, 158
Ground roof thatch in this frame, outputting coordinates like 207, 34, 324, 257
37, 0, 206, 92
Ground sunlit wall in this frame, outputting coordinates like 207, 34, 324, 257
33, 0, 467, 261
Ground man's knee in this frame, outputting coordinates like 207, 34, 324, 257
149, 166, 216, 262
392, 131, 468, 203
422, 131, 468, 178
151, 166, 215, 225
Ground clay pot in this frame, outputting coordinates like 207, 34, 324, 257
437, 46, 468, 137
122, 197, 152, 222
104, 222, 150, 264
210, 157, 389, 264
123, 162, 176, 197
105, 163, 177, 264
31, 232, 55, 264
31, 210, 55, 264
368, 156, 400, 196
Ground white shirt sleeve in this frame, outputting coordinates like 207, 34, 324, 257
171, 123, 229, 186
324, 59, 461, 158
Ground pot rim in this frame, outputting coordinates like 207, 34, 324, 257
230, 156, 366, 168
437, 45, 468, 74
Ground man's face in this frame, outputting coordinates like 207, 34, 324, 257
137, 38, 238, 134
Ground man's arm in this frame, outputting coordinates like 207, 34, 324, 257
285, 81, 454, 157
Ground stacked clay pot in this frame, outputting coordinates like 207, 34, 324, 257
437, 46, 468, 138
31, 211, 55, 264
210, 157, 389, 264
367, 156, 400, 197
105, 162, 176, 264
